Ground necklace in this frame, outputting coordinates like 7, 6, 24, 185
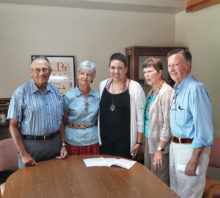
109, 80, 126, 112
144, 81, 163, 120
152, 80, 164, 96
109, 103, 115, 112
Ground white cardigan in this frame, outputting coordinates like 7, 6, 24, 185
146, 82, 173, 154
99, 78, 146, 150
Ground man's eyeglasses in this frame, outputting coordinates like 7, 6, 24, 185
32, 68, 50, 74
170, 92, 179, 111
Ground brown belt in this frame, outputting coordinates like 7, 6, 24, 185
171, 136, 193, 144
67, 122, 96, 129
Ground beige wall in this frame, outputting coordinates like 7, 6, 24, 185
0, 3, 175, 97
1, 3, 218, 136
175, 4, 220, 137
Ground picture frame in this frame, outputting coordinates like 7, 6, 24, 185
31, 55, 75, 95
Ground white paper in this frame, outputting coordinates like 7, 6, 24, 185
111, 159, 136, 169
176, 164, 199, 175
83, 157, 108, 167
83, 157, 136, 169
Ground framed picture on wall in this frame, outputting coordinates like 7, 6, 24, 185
31, 55, 75, 95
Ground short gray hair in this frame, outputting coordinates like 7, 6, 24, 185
31, 56, 51, 69
167, 48, 192, 63
77, 60, 96, 78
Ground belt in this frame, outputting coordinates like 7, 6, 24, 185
22, 131, 59, 141
67, 122, 96, 129
171, 136, 193, 144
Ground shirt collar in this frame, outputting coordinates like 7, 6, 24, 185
174, 73, 192, 92
75, 86, 96, 97
30, 79, 51, 94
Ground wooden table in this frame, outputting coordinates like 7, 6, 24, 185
3, 155, 179, 198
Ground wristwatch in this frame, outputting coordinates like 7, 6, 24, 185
157, 146, 165, 152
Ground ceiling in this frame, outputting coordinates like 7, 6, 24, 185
0, 0, 187, 13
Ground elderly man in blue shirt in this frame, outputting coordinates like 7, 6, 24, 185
7, 56, 67, 168
167, 49, 213, 198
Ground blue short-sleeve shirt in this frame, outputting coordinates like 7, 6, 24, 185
7, 79, 64, 135
63, 87, 100, 146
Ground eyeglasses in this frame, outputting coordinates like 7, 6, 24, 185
170, 92, 179, 111
79, 71, 93, 78
32, 68, 50, 74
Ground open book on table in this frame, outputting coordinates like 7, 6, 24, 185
83, 157, 136, 169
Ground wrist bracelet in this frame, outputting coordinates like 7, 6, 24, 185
136, 142, 142, 146
62, 143, 67, 147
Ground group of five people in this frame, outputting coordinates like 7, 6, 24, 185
7, 48, 213, 198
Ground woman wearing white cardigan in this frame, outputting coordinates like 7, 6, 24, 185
99, 53, 146, 159
143, 57, 172, 185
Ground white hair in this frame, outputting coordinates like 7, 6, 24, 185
77, 60, 96, 78
30, 56, 51, 69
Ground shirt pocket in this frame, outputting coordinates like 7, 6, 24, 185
176, 105, 188, 126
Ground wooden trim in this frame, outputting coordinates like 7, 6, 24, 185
0, 98, 10, 126
186, 0, 220, 12
0, 98, 10, 110
125, 46, 186, 81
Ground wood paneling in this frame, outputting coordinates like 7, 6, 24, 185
186, 0, 220, 12
125, 46, 185, 82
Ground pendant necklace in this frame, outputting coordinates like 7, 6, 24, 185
109, 80, 125, 112
109, 102, 115, 112
144, 80, 163, 119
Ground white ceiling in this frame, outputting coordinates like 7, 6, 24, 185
0, 0, 187, 13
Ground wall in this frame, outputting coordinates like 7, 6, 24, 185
0, 3, 175, 97
0, 3, 218, 137
175, 4, 220, 137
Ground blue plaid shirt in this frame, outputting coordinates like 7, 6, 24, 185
7, 79, 63, 135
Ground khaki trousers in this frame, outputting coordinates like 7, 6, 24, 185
169, 142, 210, 198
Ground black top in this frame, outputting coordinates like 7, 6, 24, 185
100, 88, 130, 142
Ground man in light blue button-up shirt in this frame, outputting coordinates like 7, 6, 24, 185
7, 56, 67, 168
167, 49, 213, 198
